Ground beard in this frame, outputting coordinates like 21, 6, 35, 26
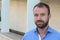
35, 19, 49, 29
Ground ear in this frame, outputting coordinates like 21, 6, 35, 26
49, 14, 51, 18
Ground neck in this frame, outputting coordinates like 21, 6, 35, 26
37, 25, 48, 39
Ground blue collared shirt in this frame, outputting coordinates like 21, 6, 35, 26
22, 26, 60, 40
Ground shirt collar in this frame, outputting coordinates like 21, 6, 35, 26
34, 26, 53, 33
47, 26, 53, 33
33, 26, 54, 39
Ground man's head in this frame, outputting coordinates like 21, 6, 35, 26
33, 2, 51, 29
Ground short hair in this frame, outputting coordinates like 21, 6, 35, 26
33, 2, 50, 15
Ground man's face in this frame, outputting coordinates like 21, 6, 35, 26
33, 6, 51, 29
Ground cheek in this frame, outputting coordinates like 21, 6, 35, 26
42, 16, 48, 22
34, 17, 38, 22
34, 17, 37, 21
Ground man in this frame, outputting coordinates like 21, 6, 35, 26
22, 2, 60, 40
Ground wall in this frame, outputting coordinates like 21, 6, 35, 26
10, 0, 27, 32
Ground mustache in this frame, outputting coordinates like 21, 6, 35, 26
36, 20, 44, 23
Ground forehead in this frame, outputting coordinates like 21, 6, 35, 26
33, 6, 48, 13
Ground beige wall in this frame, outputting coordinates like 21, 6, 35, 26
42, 0, 60, 31
10, 0, 27, 32
50, 2, 60, 31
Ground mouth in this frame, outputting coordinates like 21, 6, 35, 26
36, 22, 44, 27
37, 22, 43, 24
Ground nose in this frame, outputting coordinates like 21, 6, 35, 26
37, 16, 42, 20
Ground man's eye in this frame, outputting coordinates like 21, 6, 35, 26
41, 14, 45, 16
34, 14, 38, 16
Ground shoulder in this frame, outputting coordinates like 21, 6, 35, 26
47, 27, 60, 39
50, 27, 60, 37
51, 27, 60, 34
48, 27, 59, 33
52, 30, 60, 39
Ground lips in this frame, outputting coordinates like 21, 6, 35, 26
36, 22, 43, 25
